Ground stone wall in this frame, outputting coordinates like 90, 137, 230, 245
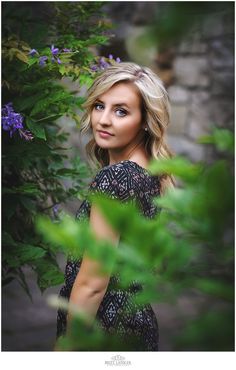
168, 10, 234, 162
101, 2, 234, 163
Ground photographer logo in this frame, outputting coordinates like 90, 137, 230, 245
105, 354, 131, 366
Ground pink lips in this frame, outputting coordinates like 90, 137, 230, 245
98, 130, 114, 138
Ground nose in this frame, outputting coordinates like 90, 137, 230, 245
98, 108, 112, 126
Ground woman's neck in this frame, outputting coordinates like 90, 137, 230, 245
109, 145, 150, 169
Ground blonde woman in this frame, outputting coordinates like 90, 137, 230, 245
56, 62, 175, 351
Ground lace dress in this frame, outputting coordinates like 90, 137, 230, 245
56, 160, 161, 351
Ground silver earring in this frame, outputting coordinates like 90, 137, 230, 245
144, 127, 148, 131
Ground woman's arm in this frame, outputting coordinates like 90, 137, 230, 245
66, 203, 119, 331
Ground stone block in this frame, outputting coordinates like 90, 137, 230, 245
178, 39, 208, 54
174, 57, 210, 87
211, 71, 234, 96
185, 91, 211, 140
187, 118, 212, 140
209, 39, 234, 69
168, 85, 189, 104
201, 15, 224, 39
191, 90, 210, 104
201, 12, 234, 39
166, 135, 205, 162
168, 105, 188, 135
208, 99, 234, 128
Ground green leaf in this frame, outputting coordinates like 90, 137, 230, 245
36, 215, 95, 259
19, 196, 37, 212
213, 128, 234, 153
154, 187, 194, 214
33, 257, 64, 291
75, 96, 86, 108
2, 231, 17, 247
16, 93, 46, 111
30, 97, 51, 116
79, 73, 94, 87
3, 183, 42, 197
194, 278, 234, 302
59, 64, 66, 75
90, 193, 142, 235
198, 128, 234, 154
16, 50, 29, 63
3, 242, 46, 266
149, 156, 204, 182
26, 117, 46, 140
55, 168, 81, 178
174, 309, 234, 351
27, 57, 38, 67
19, 244, 47, 264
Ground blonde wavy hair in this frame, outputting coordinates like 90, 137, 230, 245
80, 62, 175, 195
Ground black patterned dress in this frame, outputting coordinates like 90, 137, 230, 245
57, 160, 161, 350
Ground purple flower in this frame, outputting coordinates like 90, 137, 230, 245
50, 45, 62, 64
29, 49, 38, 56
90, 65, 99, 72
39, 56, 48, 67
108, 54, 121, 63
62, 48, 71, 53
90, 55, 121, 72
51, 56, 61, 65
99, 57, 110, 70
2, 103, 24, 137
18, 129, 34, 141
51, 45, 59, 55
2, 103, 33, 141
53, 204, 60, 219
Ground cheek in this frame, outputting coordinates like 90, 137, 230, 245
91, 111, 97, 128
117, 114, 142, 136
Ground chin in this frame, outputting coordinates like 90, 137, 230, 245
97, 143, 112, 150
94, 135, 112, 148
93, 138, 108, 148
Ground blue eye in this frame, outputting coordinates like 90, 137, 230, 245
94, 103, 104, 111
116, 109, 127, 117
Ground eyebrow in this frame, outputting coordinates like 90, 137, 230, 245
95, 99, 130, 109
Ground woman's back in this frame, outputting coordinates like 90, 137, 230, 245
57, 160, 161, 350
80, 160, 161, 219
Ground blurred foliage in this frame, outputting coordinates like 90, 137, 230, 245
37, 128, 234, 350
2, 1, 111, 295
2, 1, 234, 351
147, 1, 234, 51
197, 127, 234, 155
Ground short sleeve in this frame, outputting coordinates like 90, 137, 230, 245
88, 165, 135, 203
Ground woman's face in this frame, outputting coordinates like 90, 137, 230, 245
91, 82, 145, 160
